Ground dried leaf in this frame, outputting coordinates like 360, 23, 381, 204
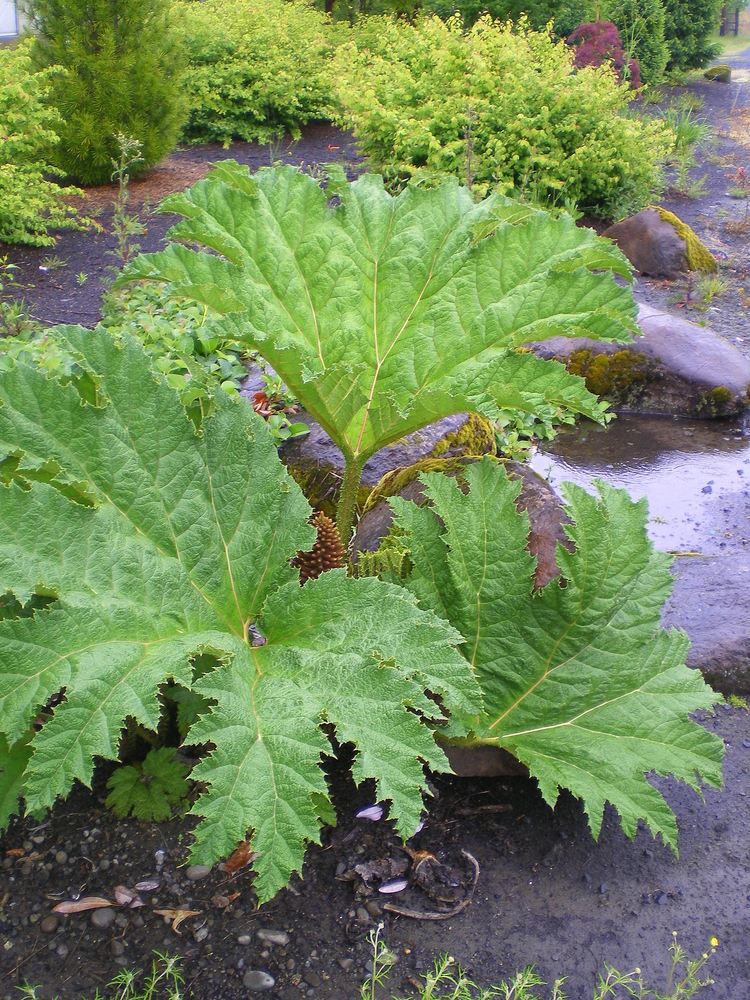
154, 908, 201, 934
356, 805, 383, 822
53, 896, 112, 914
225, 841, 258, 877
5, 848, 24, 857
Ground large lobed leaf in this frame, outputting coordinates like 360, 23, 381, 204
119, 164, 639, 465
0, 327, 479, 900
388, 459, 724, 849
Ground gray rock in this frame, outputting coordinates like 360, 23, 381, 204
99, 859, 110, 871
304, 971, 321, 987
339, 957, 354, 971
185, 865, 212, 881
237, 933, 252, 945
256, 929, 289, 947
242, 969, 276, 991
194, 925, 209, 943
602, 209, 691, 278
40, 915, 58, 934
54, 851, 67, 865
111, 940, 125, 957
56, 943, 69, 959
91, 907, 116, 929
115, 913, 129, 929
355, 906, 371, 925
535, 302, 750, 417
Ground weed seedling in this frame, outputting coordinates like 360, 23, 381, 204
76, 271, 89, 286
107, 134, 146, 275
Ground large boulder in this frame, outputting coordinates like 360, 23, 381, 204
535, 302, 750, 417
602, 208, 716, 278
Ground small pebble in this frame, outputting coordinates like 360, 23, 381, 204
111, 940, 125, 957
256, 929, 289, 947
365, 901, 383, 918
194, 925, 209, 943
339, 958, 354, 971
32, 834, 45, 845
743, 740, 750, 749
41, 915, 58, 934
335, 861, 347, 877
599, 883, 609, 894
242, 970, 275, 991
99, 859, 110, 871
186, 865, 211, 881
356, 907, 371, 924
656, 892, 668, 905
237, 934, 253, 946
115, 914, 129, 929
23, 840, 33, 852
55, 851, 68, 865
91, 907, 116, 929
304, 971, 321, 988
56, 943, 69, 959
131, 914, 144, 928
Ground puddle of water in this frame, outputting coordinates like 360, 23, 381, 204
530, 414, 750, 551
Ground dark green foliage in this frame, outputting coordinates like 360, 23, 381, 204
602, 0, 668, 84
24, 0, 187, 186
663, 0, 722, 71
105, 747, 190, 822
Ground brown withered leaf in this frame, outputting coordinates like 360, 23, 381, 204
154, 908, 201, 934
53, 896, 112, 914
5, 848, 25, 857
225, 841, 258, 876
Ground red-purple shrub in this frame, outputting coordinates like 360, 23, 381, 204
568, 21, 641, 90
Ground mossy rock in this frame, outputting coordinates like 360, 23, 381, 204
650, 207, 717, 273
567, 348, 655, 405
704, 65, 731, 82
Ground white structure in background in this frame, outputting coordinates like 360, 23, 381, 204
0, 0, 24, 38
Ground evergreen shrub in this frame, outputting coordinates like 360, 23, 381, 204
662, 0, 723, 71
24, 0, 186, 186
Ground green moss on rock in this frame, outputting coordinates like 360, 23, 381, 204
567, 348, 653, 405
651, 207, 717, 272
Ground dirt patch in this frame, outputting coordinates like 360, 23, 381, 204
2, 125, 361, 330
1, 708, 748, 1000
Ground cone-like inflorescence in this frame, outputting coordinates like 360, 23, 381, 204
293, 512, 347, 585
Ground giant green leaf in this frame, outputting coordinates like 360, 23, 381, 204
119, 164, 639, 538
388, 459, 724, 849
0, 327, 479, 901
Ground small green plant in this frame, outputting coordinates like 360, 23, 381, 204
698, 275, 728, 303
19, 951, 184, 1000
107, 134, 146, 274
105, 746, 191, 822
727, 166, 750, 221
76, 271, 89, 286
663, 107, 711, 197
39, 254, 67, 271
361, 923, 397, 1000
368, 933, 718, 999
0, 258, 39, 339
728, 694, 748, 710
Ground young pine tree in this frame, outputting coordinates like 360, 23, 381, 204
24, 0, 187, 186
662, 0, 723, 71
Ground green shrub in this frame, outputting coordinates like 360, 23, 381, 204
0, 38, 83, 246
336, 15, 670, 216
663, 0, 723, 71
24, 0, 187, 186
601, 0, 668, 84
178, 0, 340, 145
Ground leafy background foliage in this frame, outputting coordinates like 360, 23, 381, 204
334, 14, 670, 216
387, 460, 724, 848
0, 38, 84, 246
105, 747, 190, 822
24, 0, 187, 185
0, 327, 478, 901
177, 0, 340, 146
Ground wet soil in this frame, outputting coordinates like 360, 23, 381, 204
2, 706, 749, 1000
2, 125, 360, 329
